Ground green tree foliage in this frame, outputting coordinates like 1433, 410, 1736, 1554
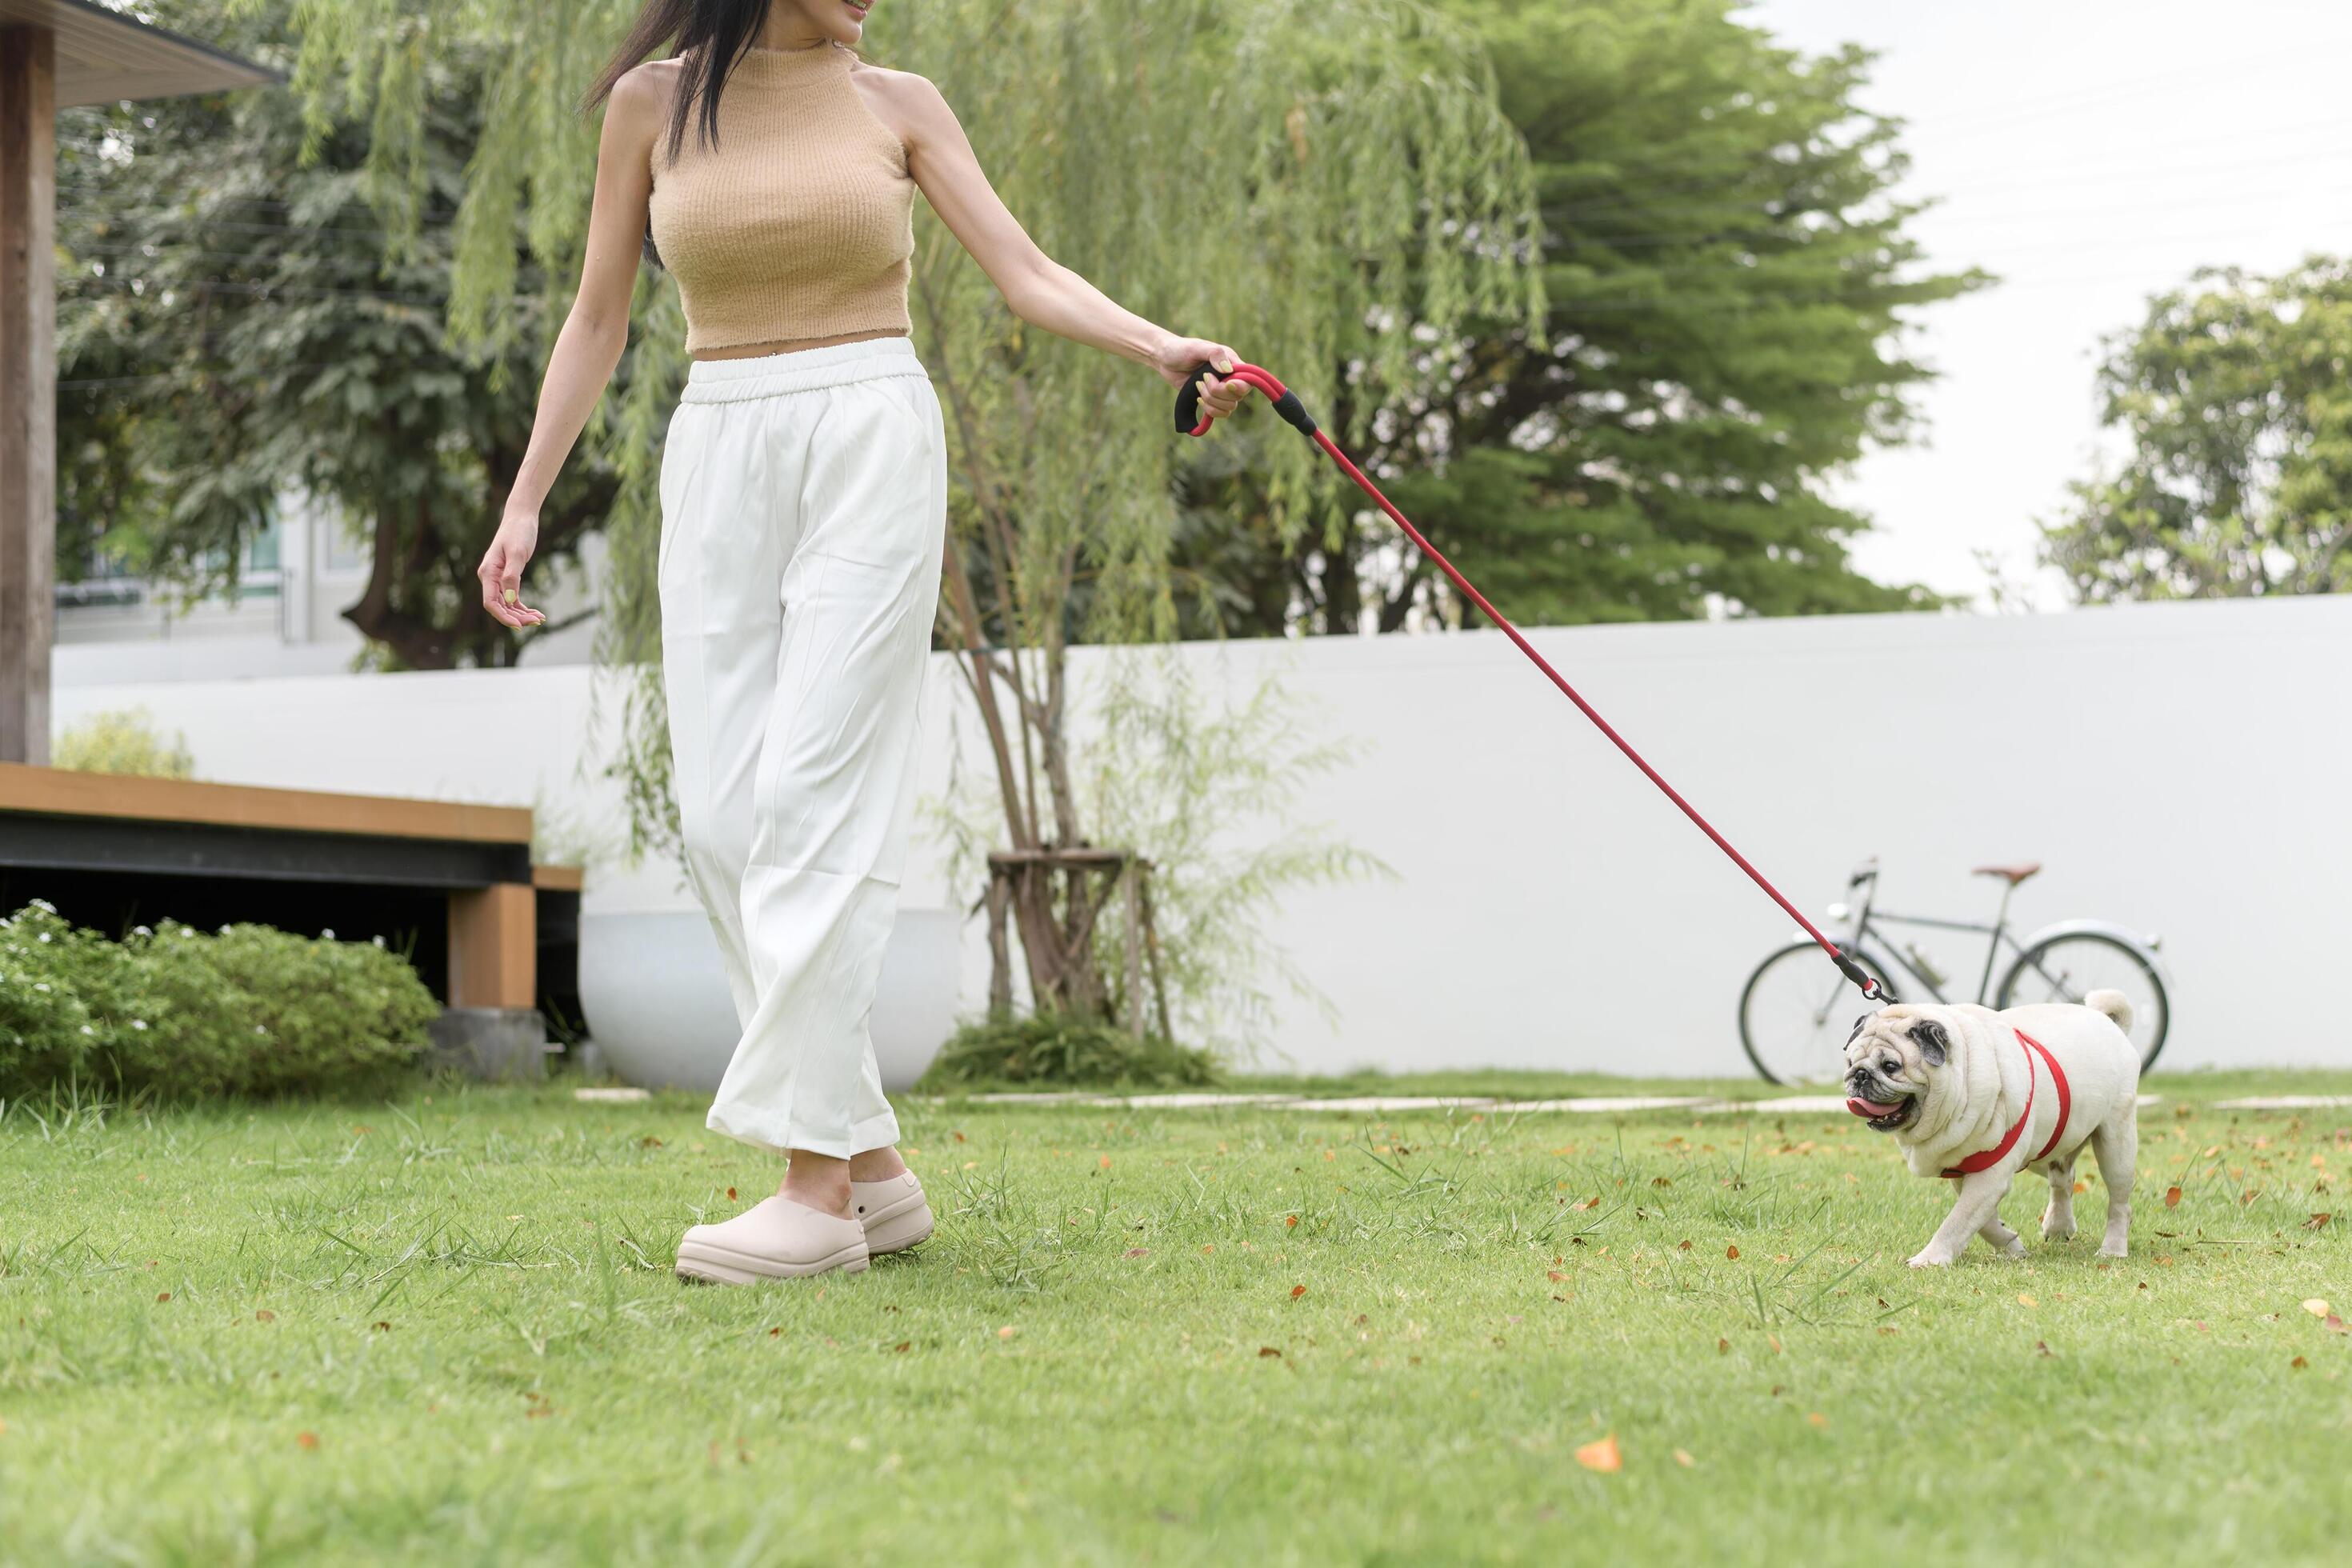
1176, 0, 1985, 634
2042, 258, 2352, 601
56, 2, 618, 669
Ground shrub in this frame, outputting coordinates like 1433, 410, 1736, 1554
53, 707, 196, 778
0, 903, 438, 1102
918, 1010, 1220, 1092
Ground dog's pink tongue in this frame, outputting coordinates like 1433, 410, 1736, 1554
1846, 1096, 1903, 1119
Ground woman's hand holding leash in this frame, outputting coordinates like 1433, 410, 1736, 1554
1153, 337, 1256, 423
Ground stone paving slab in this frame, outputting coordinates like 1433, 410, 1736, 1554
1274, 1096, 1503, 1114
1698, 1095, 1850, 1114
950, 1091, 1300, 1108
1486, 1096, 1717, 1114
2213, 1095, 2352, 1110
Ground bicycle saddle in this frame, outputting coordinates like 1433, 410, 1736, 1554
1972, 862, 2042, 886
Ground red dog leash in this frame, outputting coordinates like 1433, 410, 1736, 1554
1178, 362, 1890, 1003
1941, 1029, 2072, 1177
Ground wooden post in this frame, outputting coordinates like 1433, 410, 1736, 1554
983, 866, 1013, 1017
1121, 861, 1145, 1039
1138, 870, 1174, 1043
0, 26, 56, 766
448, 883, 537, 1009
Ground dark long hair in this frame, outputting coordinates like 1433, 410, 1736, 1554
585, 0, 772, 164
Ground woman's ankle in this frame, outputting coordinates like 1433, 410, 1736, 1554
846, 1146, 909, 1184
779, 1150, 853, 1218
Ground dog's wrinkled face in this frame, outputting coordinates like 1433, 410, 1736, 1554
1842, 1013, 1948, 1134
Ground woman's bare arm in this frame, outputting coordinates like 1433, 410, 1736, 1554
478, 64, 667, 631
864, 68, 1257, 423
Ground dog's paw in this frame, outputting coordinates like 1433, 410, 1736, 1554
2098, 1242, 2129, 1260
1906, 1250, 1953, 1269
2041, 1216, 2076, 1242
1994, 1238, 2026, 1260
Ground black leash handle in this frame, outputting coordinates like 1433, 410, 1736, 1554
1174, 361, 1318, 438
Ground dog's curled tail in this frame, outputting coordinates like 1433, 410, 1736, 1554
2085, 988, 2134, 1034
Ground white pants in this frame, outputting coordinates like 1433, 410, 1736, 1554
658, 338, 947, 1159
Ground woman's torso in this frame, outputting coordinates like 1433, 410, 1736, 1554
646, 42, 915, 360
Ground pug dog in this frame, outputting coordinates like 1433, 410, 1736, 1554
1842, 992, 2140, 1268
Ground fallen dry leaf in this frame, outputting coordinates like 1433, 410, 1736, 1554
2292, 1356, 2309, 1369
894, 1341, 910, 1353
1717, 1337, 1730, 1354
1677, 1240, 1693, 1252
1290, 1285, 1307, 1299
1673, 1448, 1694, 1469
1099, 1156, 1112, 1170
1122, 1247, 1149, 1258
1726, 1245, 1741, 1261
155, 1293, 170, 1304
255, 1310, 274, 1323
2165, 1186, 2182, 1208
1575, 1434, 1622, 1474
2018, 1293, 2038, 1308
2306, 1214, 2333, 1230
2035, 1341, 2054, 1358
2302, 1299, 2331, 1318
1258, 1346, 1282, 1358
1285, 1214, 1298, 1230
296, 1432, 319, 1451
1547, 1270, 1567, 1283
1806, 1412, 1828, 1429
2326, 1315, 2350, 1334
997, 1326, 1018, 1340
726, 1187, 737, 1201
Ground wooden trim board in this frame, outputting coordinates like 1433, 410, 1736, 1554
0, 763, 532, 847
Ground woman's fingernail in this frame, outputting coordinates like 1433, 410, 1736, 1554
502, 589, 518, 606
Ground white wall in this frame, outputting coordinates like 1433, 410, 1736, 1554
54, 596, 2352, 1074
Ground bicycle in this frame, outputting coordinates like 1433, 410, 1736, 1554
1737, 858, 2172, 1086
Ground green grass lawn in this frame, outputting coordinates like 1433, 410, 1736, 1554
2, 1072, 2348, 1565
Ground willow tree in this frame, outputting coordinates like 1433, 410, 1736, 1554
266, 0, 1542, 1022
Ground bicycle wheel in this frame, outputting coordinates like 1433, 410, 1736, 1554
1739, 941, 1891, 1086
1996, 933, 2170, 1070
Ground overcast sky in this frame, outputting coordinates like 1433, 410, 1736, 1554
1739, 0, 2352, 608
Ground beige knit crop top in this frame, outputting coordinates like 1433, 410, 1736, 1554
646, 42, 914, 353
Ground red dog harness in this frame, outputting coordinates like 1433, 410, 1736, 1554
1942, 1030, 2072, 1178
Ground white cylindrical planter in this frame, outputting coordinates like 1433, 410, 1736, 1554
578, 906, 962, 1094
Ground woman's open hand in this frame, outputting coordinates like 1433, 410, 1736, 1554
478, 510, 548, 630
1154, 335, 1257, 422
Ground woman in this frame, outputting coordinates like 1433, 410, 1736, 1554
479, 0, 1254, 1284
